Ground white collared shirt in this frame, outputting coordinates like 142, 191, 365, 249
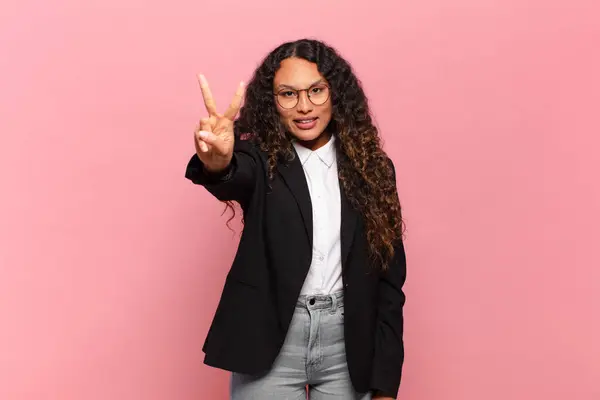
292, 135, 343, 296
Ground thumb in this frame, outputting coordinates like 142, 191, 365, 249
197, 131, 227, 155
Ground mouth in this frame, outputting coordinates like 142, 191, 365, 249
293, 117, 319, 130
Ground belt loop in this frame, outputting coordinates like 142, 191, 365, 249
330, 294, 338, 313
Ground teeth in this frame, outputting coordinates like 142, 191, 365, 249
297, 119, 315, 123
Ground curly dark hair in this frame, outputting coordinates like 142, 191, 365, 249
231, 38, 404, 271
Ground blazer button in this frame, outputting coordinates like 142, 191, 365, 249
309, 298, 315, 305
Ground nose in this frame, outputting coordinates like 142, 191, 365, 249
296, 91, 313, 114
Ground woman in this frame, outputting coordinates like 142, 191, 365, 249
185, 39, 406, 400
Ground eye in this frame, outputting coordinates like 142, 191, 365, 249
310, 87, 323, 94
280, 90, 297, 98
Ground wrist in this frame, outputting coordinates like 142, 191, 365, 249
203, 156, 232, 175
202, 156, 235, 181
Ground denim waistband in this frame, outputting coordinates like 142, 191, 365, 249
296, 290, 344, 311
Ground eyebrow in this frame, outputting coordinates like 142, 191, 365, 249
276, 79, 326, 90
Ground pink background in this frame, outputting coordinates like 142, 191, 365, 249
1, 0, 599, 399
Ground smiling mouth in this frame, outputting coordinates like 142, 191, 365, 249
294, 117, 318, 123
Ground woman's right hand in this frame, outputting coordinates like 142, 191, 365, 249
194, 74, 245, 173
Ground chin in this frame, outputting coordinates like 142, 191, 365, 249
290, 128, 324, 142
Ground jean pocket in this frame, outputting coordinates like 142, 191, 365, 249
331, 305, 345, 323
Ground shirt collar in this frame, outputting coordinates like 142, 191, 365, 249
293, 135, 336, 168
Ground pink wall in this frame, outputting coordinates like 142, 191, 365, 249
1, 0, 599, 399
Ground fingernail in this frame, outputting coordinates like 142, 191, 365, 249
199, 74, 207, 85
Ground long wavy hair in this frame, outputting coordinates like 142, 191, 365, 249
230, 38, 404, 271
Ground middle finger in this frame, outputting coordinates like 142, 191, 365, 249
223, 81, 246, 120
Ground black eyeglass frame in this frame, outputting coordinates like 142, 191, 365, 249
273, 83, 331, 109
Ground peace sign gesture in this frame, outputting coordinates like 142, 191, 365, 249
194, 74, 245, 173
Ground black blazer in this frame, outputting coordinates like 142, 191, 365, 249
185, 137, 407, 398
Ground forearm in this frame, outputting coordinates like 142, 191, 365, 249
185, 143, 257, 203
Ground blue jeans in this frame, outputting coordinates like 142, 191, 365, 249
230, 290, 371, 399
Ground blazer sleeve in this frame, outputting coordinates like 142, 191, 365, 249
370, 160, 407, 398
184, 138, 258, 204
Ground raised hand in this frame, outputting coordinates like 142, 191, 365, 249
194, 74, 245, 173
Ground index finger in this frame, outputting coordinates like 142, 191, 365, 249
197, 74, 218, 116
223, 81, 246, 121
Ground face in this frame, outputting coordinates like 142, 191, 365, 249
273, 57, 333, 150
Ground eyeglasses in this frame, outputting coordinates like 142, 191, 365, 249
273, 83, 331, 109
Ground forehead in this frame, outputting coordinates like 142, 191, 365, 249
274, 57, 325, 88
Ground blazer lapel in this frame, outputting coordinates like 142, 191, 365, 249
340, 181, 358, 268
277, 154, 313, 249
276, 148, 359, 268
